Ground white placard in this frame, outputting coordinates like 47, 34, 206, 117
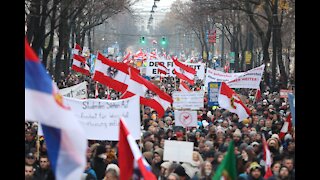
59, 81, 88, 99
174, 110, 197, 128
163, 140, 194, 163
146, 59, 205, 79
172, 91, 204, 110
64, 96, 140, 140
205, 64, 265, 89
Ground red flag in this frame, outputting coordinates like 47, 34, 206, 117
172, 57, 196, 85
93, 52, 130, 93
255, 88, 261, 102
122, 52, 131, 64
262, 134, 273, 179
218, 82, 251, 121
72, 54, 90, 76
119, 118, 157, 180
178, 80, 191, 92
121, 67, 173, 118
279, 113, 292, 140
158, 63, 168, 75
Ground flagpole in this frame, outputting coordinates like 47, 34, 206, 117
36, 132, 40, 160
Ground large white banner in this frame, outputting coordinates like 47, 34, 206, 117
205, 64, 265, 89
146, 59, 205, 79
59, 81, 88, 99
226, 64, 265, 89
205, 68, 244, 85
174, 110, 197, 128
64, 96, 141, 140
172, 91, 204, 110
163, 140, 194, 163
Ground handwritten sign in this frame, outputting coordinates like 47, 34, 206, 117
172, 91, 204, 110
64, 96, 140, 140
59, 81, 88, 99
174, 110, 197, 128
163, 140, 194, 163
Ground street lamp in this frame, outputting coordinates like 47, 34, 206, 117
151, 8, 154, 13
152, 2, 157, 9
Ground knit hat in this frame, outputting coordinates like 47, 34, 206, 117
161, 161, 172, 169
106, 163, 120, 176
143, 131, 152, 139
249, 162, 261, 171
233, 129, 242, 137
95, 145, 106, 156
271, 134, 280, 142
284, 134, 293, 141
176, 131, 184, 138
239, 143, 248, 151
174, 165, 188, 177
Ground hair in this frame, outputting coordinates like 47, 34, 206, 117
105, 168, 118, 179
199, 161, 214, 178
168, 173, 180, 180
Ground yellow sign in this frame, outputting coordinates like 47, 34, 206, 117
203, 51, 207, 60
245, 51, 252, 64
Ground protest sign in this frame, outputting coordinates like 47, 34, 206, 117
163, 140, 194, 163
226, 64, 265, 89
174, 110, 197, 128
172, 91, 204, 110
146, 59, 205, 79
59, 81, 88, 99
205, 67, 243, 85
64, 96, 140, 140
208, 82, 221, 106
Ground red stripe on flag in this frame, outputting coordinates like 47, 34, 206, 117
73, 54, 86, 63
119, 119, 134, 180
93, 71, 128, 93
25, 38, 39, 62
174, 69, 195, 85
72, 65, 90, 76
172, 57, 196, 74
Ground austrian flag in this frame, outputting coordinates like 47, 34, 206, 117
218, 82, 251, 121
172, 57, 196, 85
72, 54, 90, 76
158, 63, 168, 75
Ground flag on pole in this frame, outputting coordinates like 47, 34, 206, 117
25, 39, 87, 180
72, 54, 91, 76
121, 67, 173, 118
279, 113, 292, 140
93, 52, 130, 93
255, 88, 261, 102
178, 80, 191, 92
72, 43, 82, 55
119, 117, 157, 180
212, 141, 237, 180
218, 82, 251, 122
122, 52, 131, 64
262, 134, 273, 179
172, 57, 196, 85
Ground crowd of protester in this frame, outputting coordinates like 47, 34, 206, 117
25, 71, 295, 180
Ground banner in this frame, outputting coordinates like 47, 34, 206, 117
163, 140, 194, 163
205, 67, 244, 85
174, 110, 197, 128
59, 81, 88, 99
64, 96, 141, 140
208, 82, 221, 106
146, 59, 205, 79
172, 91, 204, 110
226, 64, 265, 89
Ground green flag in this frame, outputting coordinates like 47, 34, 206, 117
212, 141, 237, 180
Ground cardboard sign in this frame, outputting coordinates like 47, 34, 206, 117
208, 82, 221, 106
163, 140, 194, 163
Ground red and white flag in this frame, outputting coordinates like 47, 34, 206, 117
279, 113, 292, 140
122, 52, 131, 64
119, 117, 157, 180
255, 88, 261, 102
121, 67, 173, 118
93, 52, 130, 93
218, 82, 251, 122
172, 57, 196, 85
178, 80, 191, 92
262, 134, 273, 179
224, 62, 230, 73
72, 54, 91, 76
149, 51, 157, 59
72, 43, 82, 55
158, 63, 168, 75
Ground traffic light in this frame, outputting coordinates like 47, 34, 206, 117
140, 36, 146, 44
161, 36, 166, 45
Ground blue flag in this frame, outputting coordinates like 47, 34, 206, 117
288, 93, 295, 126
